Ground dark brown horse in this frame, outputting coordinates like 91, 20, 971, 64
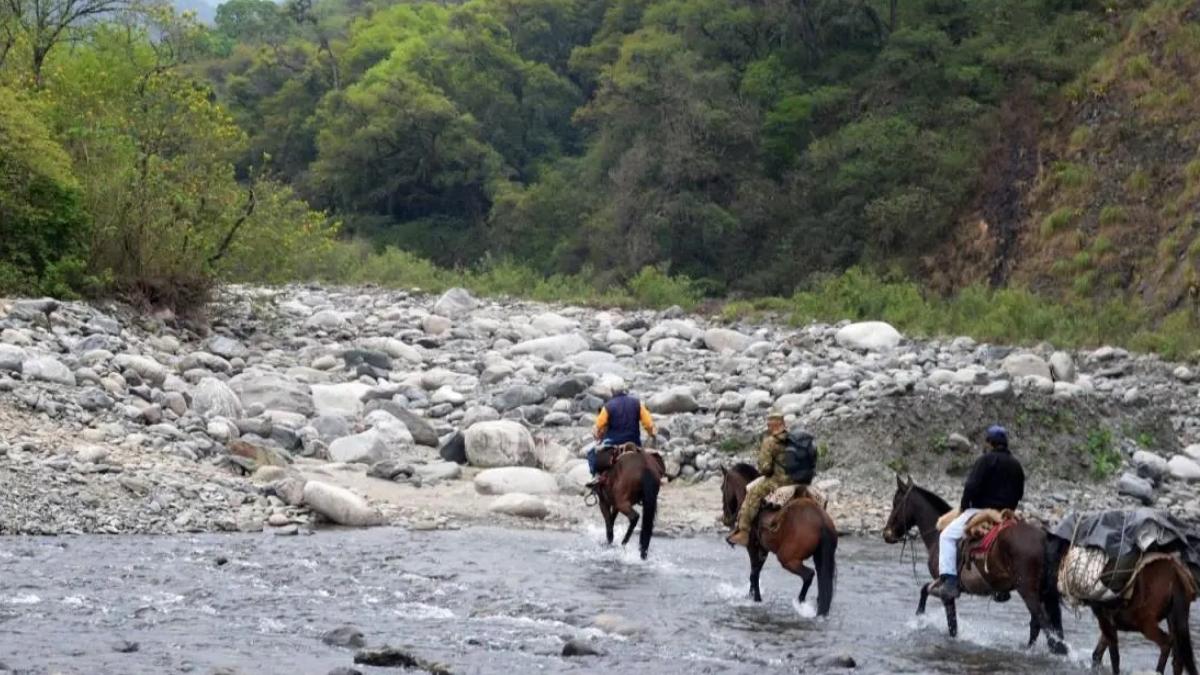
593, 444, 663, 559
719, 463, 838, 616
882, 474, 1066, 653
1072, 555, 1197, 674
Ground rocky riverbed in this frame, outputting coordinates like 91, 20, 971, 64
1, 285, 1198, 538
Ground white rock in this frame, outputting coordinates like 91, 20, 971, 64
488, 493, 549, 519
414, 461, 463, 481
192, 377, 243, 419
928, 369, 956, 386
743, 390, 772, 411
647, 386, 699, 414
1049, 352, 1076, 382
716, 391, 745, 412
507, 334, 589, 361
1133, 450, 1170, 480
230, 372, 314, 416
0, 344, 26, 372
111, 354, 166, 386
75, 444, 110, 464
328, 430, 389, 464
311, 382, 371, 419
1002, 353, 1052, 380
980, 380, 1013, 398
649, 338, 688, 354
1183, 445, 1200, 462
703, 328, 751, 353
422, 315, 452, 335
1168, 455, 1200, 482
431, 386, 465, 405
474, 467, 559, 495
22, 356, 75, 386
533, 440, 572, 472
432, 287, 477, 317
834, 322, 902, 352
1174, 366, 1195, 383
302, 481, 380, 527
464, 420, 535, 467
304, 309, 350, 332
531, 312, 579, 335
206, 336, 248, 360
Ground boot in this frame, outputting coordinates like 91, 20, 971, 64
726, 529, 750, 548
930, 574, 961, 600
586, 473, 605, 490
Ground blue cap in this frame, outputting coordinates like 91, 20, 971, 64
986, 425, 1008, 446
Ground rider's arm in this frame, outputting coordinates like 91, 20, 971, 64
960, 455, 988, 510
593, 406, 609, 440
639, 404, 656, 436
756, 436, 777, 476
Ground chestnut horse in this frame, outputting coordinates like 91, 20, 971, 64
1066, 554, 1197, 674
593, 444, 664, 559
882, 474, 1067, 654
719, 463, 838, 616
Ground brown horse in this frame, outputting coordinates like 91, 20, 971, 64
593, 444, 664, 559
881, 474, 1066, 654
719, 463, 838, 616
1068, 554, 1197, 675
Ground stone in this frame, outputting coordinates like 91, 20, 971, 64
414, 461, 462, 482
22, 356, 75, 386
353, 647, 422, 669
302, 481, 380, 527
322, 626, 366, 648
493, 385, 546, 411
561, 639, 601, 657
507, 334, 589, 361
430, 386, 465, 406
1184, 445, 1200, 462
368, 460, 414, 481
946, 433, 972, 453
113, 355, 167, 386
474, 467, 559, 495
464, 421, 535, 467
361, 337, 422, 364
329, 430, 389, 465
206, 336, 248, 360
1174, 366, 1195, 383
78, 387, 115, 411
1001, 353, 1052, 380
389, 409, 438, 447
1132, 450, 1170, 483
1168, 455, 1200, 482
231, 372, 314, 416
432, 287, 477, 317
742, 390, 772, 411
0, 344, 25, 373
439, 431, 468, 464
716, 391, 745, 412
703, 328, 752, 353
111, 640, 139, 654
192, 378, 244, 419
546, 376, 590, 399
648, 338, 687, 354
1118, 473, 1155, 505
75, 444, 110, 464
771, 367, 815, 396
304, 310, 349, 332
422, 315, 452, 335
531, 312, 578, 335
835, 322, 902, 352
327, 669, 362, 675
341, 349, 391, 372
646, 386, 699, 414
1049, 352, 1076, 382
532, 441, 571, 472
488, 493, 550, 519
980, 380, 1013, 398
311, 382, 371, 419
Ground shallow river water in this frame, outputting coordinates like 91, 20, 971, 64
0, 526, 1194, 674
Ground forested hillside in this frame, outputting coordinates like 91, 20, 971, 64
1, 0, 1198, 351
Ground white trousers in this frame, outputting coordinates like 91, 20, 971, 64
938, 509, 979, 577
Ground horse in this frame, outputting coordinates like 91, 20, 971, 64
593, 443, 664, 560
881, 474, 1066, 654
719, 463, 838, 616
1067, 553, 1198, 674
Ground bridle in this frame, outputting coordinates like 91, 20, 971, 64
889, 482, 940, 580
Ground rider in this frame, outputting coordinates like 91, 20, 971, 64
587, 382, 656, 489
930, 425, 1026, 600
726, 408, 813, 548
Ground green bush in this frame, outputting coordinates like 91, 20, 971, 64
1041, 207, 1078, 236
627, 266, 701, 310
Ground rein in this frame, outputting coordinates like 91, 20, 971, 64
892, 483, 941, 581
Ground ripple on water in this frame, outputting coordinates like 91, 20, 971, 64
391, 602, 456, 620
5, 593, 41, 605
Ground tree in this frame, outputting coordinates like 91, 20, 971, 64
6, 0, 132, 85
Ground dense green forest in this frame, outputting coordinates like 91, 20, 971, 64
3, 0, 1199, 353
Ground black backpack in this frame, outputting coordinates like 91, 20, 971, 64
780, 429, 816, 484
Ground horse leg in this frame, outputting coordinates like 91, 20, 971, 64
917, 582, 930, 615
599, 497, 615, 545
1099, 615, 1120, 675
748, 545, 768, 603
1141, 620, 1172, 674
1092, 634, 1108, 670
943, 598, 958, 638
618, 504, 640, 547
1027, 615, 1041, 650
1015, 584, 1065, 655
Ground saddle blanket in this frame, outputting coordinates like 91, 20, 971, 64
936, 508, 1018, 538
745, 478, 828, 510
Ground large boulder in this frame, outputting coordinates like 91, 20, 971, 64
432, 287, 477, 317
439, 431, 468, 464
302, 481, 380, 527
834, 322, 902, 352
474, 467, 559, 495
1001, 353, 1052, 380
192, 377, 243, 419
1132, 450, 1169, 483
703, 328, 752, 353
230, 372, 314, 416
1049, 352, 1077, 383
328, 430, 389, 465
493, 385, 547, 412
531, 312, 579, 335
360, 337, 422, 364
391, 409, 438, 447
304, 310, 350, 332
22, 356, 75, 386
311, 414, 352, 443
311, 382, 371, 419
113, 354, 167, 386
647, 386, 699, 414
464, 421, 535, 467
1117, 473, 1155, 505
508, 334, 590, 361
488, 493, 550, 519
1168, 455, 1200, 482
206, 336, 248, 360
0, 344, 26, 373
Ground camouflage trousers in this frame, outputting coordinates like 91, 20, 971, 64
736, 476, 792, 533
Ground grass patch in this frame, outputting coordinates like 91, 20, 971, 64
1068, 125, 1092, 151
1099, 205, 1128, 226
1125, 169, 1151, 196
1041, 207, 1079, 237
1124, 54, 1154, 79
1186, 159, 1200, 187
1053, 161, 1092, 192
1082, 428, 1121, 480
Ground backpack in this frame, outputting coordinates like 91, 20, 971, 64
780, 429, 816, 484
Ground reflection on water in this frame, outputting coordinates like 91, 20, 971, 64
0, 526, 1192, 674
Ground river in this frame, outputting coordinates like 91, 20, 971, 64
0, 527, 1190, 674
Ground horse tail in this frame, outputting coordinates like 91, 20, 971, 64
1041, 536, 1065, 635
814, 516, 838, 616
1169, 568, 1197, 675
638, 467, 659, 559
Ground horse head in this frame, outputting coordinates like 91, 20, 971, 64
882, 473, 915, 543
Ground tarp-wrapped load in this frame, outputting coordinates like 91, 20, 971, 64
1051, 508, 1200, 605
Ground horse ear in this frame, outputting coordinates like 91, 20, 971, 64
905, 473, 914, 488
895, 473, 904, 489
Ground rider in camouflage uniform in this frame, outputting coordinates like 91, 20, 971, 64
726, 408, 799, 548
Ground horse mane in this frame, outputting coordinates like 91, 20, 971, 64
730, 463, 759, 481
911, 484, 952, 515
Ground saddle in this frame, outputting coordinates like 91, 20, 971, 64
748, 478, 829, 511
937, 508, 1021, 587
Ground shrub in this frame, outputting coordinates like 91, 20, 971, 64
1099, 205, 1128, 226
627, 266, 701, 310
1041, 207, 1078, 236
